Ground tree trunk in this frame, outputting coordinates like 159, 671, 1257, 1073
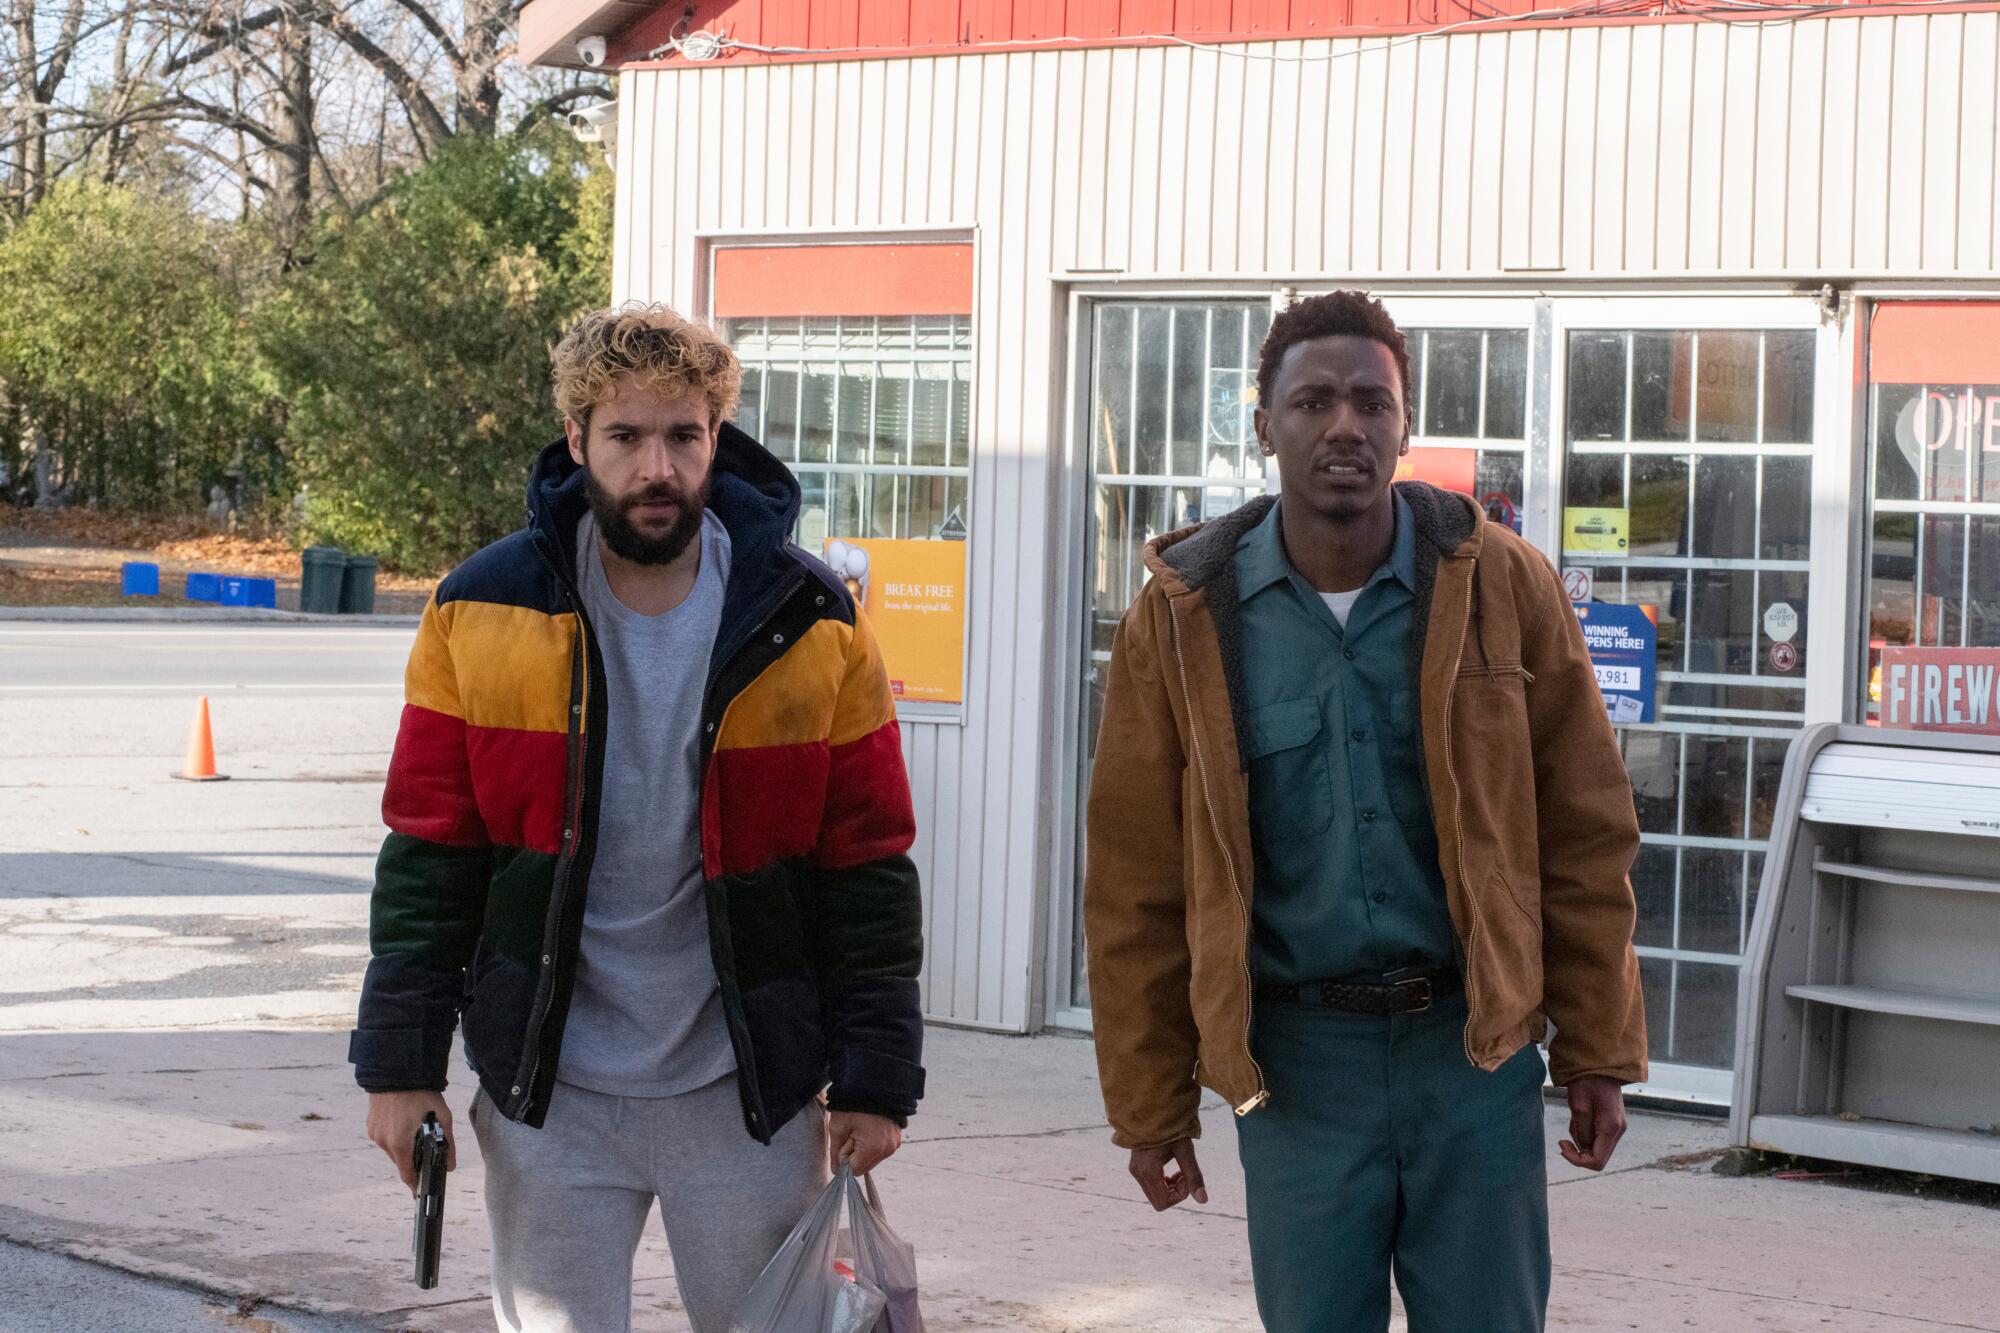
454, 0, 509, 137
9, 0, 39, 215
272, 7, 314, 266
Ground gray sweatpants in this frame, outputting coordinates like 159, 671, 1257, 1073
471, 1076, 828, 1333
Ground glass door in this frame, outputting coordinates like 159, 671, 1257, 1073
1071, 299, 1276, 1008
1557, 316, 1820, 1101
1063, 296, 1543, 1018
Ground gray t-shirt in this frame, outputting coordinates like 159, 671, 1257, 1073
558, 509, 738, 1097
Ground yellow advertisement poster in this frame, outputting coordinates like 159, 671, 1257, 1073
1563, 507, 1630, 556
823, 537, 967, 707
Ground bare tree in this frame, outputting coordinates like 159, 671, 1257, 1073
4, 0, 87, 215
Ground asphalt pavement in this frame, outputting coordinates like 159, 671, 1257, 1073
0, 1238, 381, 1333
0, 623, 414, 695
3, 619, 1999, 1332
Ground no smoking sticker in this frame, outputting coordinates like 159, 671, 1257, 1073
1769, 641, 1798, 673
1563, 568, 1594, 604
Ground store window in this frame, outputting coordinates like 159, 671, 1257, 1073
1073, 299, 1274, 1005
1068, 303, 1538, 1013
724, 312, 975, 711
1861, 302, 2000, 722
727, 315, 973, 549
1561, 327, 1817, 1085
1403, 327, 1531, 526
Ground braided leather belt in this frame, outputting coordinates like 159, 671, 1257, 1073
1255, 969, 1462, 1015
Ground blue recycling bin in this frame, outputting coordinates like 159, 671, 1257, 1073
220, 577, 252, 607
246, 577, 277, 608
185, 572, 222, 602
121, 562, 160, 597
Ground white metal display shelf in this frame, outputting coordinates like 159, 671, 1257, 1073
1784, 983, 2000, 1027
1813, 860, 2000, 897
1798, 743, 2000, 836
1746, 1115, 2000, 1184
1732, 724, 2000, 1187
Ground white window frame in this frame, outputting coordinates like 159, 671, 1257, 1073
1547, 295, 1849, 1105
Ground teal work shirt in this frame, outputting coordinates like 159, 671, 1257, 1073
1234, 495, 1459, 984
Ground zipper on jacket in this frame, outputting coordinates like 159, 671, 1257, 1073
1439, 566, 1484, 1068
1164, 596, 1269, 1117
516, 532, 599, 1117
693, 568, 812, 1143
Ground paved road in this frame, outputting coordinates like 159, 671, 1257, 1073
0, 623, 413, 695
0, 621, 412, 1034
0, 1238, 381, 1333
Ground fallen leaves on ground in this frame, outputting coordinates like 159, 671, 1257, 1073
0, 565, 197, 607
3, 507, 438, 591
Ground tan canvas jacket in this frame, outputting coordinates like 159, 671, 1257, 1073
1084, 482, 1647, 1151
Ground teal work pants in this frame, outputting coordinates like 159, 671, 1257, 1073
1233, 990, 1551, 1332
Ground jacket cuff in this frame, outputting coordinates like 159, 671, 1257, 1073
826, 1046, 926, 1122
1547, 1059, 1648, 1088
348, 1027, 448, 1093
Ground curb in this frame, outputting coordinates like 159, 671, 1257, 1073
0, 606, 420, 626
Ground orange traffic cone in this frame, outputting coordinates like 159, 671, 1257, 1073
171, 697, 229, 782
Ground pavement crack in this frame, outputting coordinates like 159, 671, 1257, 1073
34, 849, 364, 889
0, 1060, 341, 1084
906, 1122, 1106, 1145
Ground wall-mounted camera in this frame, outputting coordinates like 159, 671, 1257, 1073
567, 100, 617, 166
576, 35, 608, 67
567, 101, 616, 143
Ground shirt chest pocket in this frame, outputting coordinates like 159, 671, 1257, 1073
1243, 697, 1334, 838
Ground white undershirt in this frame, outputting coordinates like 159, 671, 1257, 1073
1320, 588, 1363, 627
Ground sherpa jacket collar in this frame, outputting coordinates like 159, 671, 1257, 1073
1145, 480, 1484, 767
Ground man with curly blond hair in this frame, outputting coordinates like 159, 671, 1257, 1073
351, 303, 926, 1332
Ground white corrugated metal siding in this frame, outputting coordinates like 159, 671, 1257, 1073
612, 13, 2000, 1031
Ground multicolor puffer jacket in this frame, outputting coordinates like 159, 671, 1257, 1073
348, 428, 926, 1142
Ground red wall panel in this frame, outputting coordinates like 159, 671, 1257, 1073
1175, 0, 1235, 32
1016, 0, 1067, 40
1238, 0, 1292, 31
808, 0, 862, 48
712, 243, 977, 318
907, 0, 963, 45
1065, 0, 1123, 37
858, 0, 914, 44
1871, 302, 2000, 387
1119, 0, 1178, 31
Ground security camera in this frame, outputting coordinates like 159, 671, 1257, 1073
576, 35, 608, 67
567, 100, 616, 143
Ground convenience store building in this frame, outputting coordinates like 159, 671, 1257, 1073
521, 0, 2000, 1103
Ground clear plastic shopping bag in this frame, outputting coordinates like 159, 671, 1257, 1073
731, 1161, 926, 1333
844, 1166, 924, 1333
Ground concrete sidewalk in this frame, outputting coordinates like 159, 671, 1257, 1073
2, 1024, 1998, 1332
3, 631, 1997, 1330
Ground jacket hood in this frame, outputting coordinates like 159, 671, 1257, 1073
525, 424, 839, 646
1147, 481, 1485, 591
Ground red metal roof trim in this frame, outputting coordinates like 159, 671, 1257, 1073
596, 0, 2000, 69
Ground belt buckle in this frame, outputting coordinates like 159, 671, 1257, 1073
1393, 975, 1434, 1013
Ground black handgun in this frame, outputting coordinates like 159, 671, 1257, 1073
411, 1111, 447, 1289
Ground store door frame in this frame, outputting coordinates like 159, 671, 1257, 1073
1044, 288, 1860, 1110
1544, 294, 1853, 1103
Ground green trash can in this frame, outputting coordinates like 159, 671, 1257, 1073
339, 554, 379, 615
300, 546, 347, 614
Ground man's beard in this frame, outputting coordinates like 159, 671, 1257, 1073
585, 469, 709, 566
